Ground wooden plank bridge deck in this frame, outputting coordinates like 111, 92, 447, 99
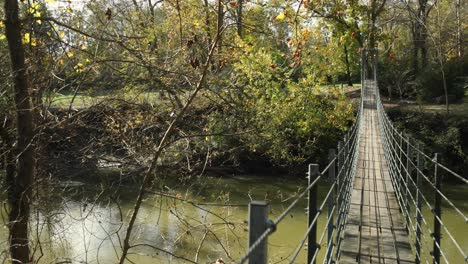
339, 81, 414, 264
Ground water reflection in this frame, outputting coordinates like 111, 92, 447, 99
1, 175, 466, 263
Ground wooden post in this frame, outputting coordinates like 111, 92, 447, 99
327, 149, 336, 264
433, 153, 442, 264
415, 144, 423, 264
248, 201, 269, 264
308, 164, 319, 264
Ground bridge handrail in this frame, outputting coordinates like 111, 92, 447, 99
237, 171, 322, 264
239, 48, 466, 263
238, 88, 362, 264
376, 81, 468, 263
380, 115, 468, 221
378, 100, 468, 185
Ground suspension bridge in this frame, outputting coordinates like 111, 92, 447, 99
238, 50, 467, 264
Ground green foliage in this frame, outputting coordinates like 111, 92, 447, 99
388, 109, 468, 180
416, 56, 468, 102
205, 40, 355, 168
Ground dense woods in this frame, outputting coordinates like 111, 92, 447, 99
0, 0, 466, 263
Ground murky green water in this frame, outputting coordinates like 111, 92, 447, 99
0, 175, 466, 263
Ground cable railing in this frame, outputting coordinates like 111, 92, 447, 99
238, 90, 362, 264
376, 84, 468, 264
237, 48, 467, 264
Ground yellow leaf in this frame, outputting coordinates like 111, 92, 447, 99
31, 2, 40, 10
276, 13, 286, 21
58, 32, 65, 39
67, 51, 74, 58
0, 34, 6, 41
74, 63, 84, 73
66, 7, 73, 13
0, 21, 4, 28
22, 33, 30, 44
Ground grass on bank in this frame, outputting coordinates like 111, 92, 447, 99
46, 90, 168, 109
384, 89, 468, 117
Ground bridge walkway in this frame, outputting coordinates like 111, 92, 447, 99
339, 81, 414, 263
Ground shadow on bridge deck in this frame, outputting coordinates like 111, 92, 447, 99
338, 81, 415, 264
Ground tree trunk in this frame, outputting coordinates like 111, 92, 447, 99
176, 0, 183, 48
216, 0, 223, 54
237, 0, 243, 38
412, 23, 420, 75
4, 0, 36, 263
343, 45, 353, 86
203, 0, 212, 47
456, 0, 463, 58
420, 26, 428, 67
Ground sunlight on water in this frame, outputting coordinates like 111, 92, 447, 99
0, 175, 466, 263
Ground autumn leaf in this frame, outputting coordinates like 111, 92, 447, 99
22, 33, 31, 44
276, 13, 286, 21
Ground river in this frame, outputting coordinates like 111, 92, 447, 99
0, 175, 466, 263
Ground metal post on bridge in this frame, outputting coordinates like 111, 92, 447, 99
398, 132, 404, 213
248, 201, 269, 264
336, 141, 344, 247
404, 135, 412, 234
326, 149, 336, 264
433, 153, 442, 264
308, 164, 319, 264
415, 143, 423, 264
361, 48, 366, 85
344, 134, 349, 181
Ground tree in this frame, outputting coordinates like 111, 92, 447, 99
3, 0, 36, 262
403, 0, 437, 75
